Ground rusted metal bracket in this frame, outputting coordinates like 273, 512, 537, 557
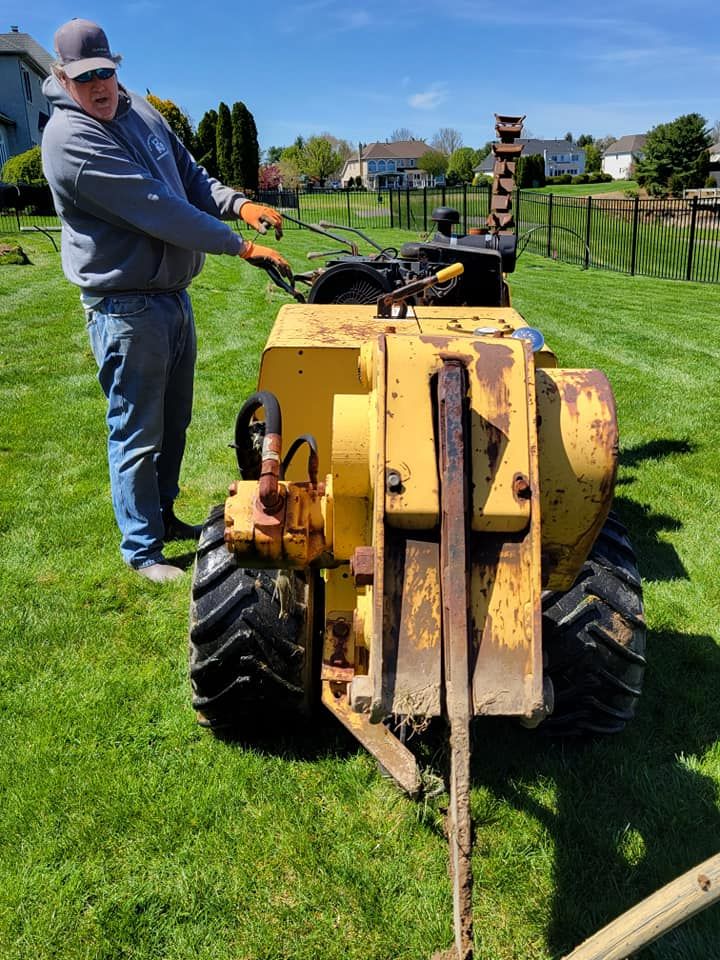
321, 681, 422, 797
438, 360, 474, 960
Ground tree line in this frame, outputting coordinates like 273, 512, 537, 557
146, 94, 260, 194
2, 95, 717, 201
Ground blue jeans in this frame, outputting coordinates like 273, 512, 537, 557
86, 291, 197, 568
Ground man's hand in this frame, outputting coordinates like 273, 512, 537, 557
238, 202, 283, 240
239, 240, 293, 281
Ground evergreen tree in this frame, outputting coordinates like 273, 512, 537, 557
516, 154, 545, 188
229, 101, 259, 193
216, 102, 233, 185
230, 102, 246, 186
194, 109, 218, 178
239, 105, 260, 194
635, 114, 711, 196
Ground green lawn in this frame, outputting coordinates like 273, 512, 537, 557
524, 180, 639, 197
1, 228, 719, 960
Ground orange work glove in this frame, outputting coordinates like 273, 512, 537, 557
238, 201, 283, 239
239, 240, 293, 281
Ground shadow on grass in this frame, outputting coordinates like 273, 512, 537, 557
469, 626, 720, 958
613, 495, 687, 582
209, 708, 364, 765
619, 438, 695, 468
614, 437, 695, 583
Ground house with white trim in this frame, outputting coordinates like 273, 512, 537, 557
340, 140, 439, 189
601, 135, 647, 180
0, 27, 53, 169
475, 138, 586, 179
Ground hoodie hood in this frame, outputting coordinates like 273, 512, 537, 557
42, 74, 132, 121
41, 77, 244, 296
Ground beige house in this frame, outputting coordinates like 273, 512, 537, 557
340, 140, 436, 189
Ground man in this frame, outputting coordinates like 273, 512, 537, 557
42, 19, 291, 583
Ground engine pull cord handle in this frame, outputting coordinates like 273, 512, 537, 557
376, 262, 464, 318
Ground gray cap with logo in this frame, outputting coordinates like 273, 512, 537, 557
54, 19, 120, 79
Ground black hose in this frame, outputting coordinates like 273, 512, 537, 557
281, 434, 319, 486
234, 391, 282, 479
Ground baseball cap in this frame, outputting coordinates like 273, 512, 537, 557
54, 19, 120, 79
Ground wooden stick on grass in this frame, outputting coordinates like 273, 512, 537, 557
563, 853, 720, 960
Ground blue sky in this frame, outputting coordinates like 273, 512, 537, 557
12, 0, 720, 153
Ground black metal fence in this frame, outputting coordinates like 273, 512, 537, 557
4, 185, 720, 284
515, 191, 720, 283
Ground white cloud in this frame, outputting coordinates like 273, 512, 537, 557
409, 84, 447, 110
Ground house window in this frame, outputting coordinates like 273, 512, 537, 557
387, 160, 395, 171
22, 68, 32, 102
378, 160, 386, 172
368, 160, 377, 173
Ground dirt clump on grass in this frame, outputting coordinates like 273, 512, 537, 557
0, 244, 31, 265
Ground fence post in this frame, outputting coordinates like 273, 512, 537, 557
629, 195, 640, 275
406, 187, 411, 228
346, 189, 352, 227
686, 196, 698, 281
546, 193, 553, 259
441, 184, 446, 206
515, 188, 522, 236
389, 189, 394, 230
487, 181, 492, 224
584, 195, 593, 270
462, 182, 467, 234
423, 187, 428, 232
15, 208, 21, 231
296, 187, 301, 224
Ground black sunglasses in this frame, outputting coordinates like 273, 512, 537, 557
73, 68, 116, 84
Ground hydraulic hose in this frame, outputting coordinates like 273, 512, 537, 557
234, 392, 284, 512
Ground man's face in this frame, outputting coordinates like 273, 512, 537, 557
62, 71, 119, 122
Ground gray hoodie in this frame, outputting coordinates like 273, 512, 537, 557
41, 76, 246, 295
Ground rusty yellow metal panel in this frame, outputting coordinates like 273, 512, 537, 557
383, 335, 533, 532
383, 337, 440, 529
330, 394, 371, 560
258, 344, 364, 483
471, 341, 544, 718
536, 368, 618, 591
369, 336, 389, 724
385, 535, 442, 717
258, 304, 555, 485
468, 337, 531, 533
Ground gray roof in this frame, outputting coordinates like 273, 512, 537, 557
361, 140, 430, 160
602, 134, 647, 157
475, 138, 585, 172
0, 31, 54, 76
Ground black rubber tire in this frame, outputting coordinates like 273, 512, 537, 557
189, 505, 308, 729
540, 514, 647, 736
